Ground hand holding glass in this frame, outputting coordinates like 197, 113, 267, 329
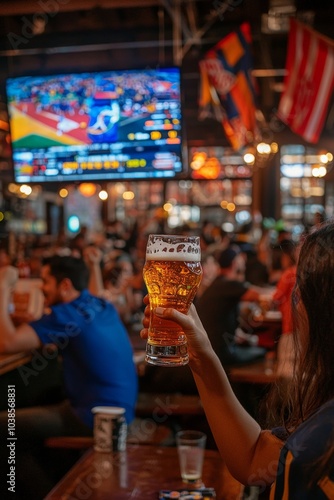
143, 234, 202, 366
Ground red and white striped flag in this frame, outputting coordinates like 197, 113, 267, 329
278, 19, 334, 143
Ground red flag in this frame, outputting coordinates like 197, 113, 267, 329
278, 19, 334, 143
199, 23, 259, 151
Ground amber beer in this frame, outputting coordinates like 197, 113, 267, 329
143, 234, 202, 366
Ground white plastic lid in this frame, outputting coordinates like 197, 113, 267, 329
91, 406, 125, 415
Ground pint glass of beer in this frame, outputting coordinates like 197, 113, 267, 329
143, 234, 202, 366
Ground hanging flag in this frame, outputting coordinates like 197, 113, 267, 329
278, 19, 334, 143
199, 22, 259, 151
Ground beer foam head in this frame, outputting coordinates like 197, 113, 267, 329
146, 234, 201, 261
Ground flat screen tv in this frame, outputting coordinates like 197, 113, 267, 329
6, 67, 183, 183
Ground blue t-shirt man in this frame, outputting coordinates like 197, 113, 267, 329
30, 289, 138, 428
0, 255, 138, 497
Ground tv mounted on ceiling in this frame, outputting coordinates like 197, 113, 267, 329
6, 67, 183, 183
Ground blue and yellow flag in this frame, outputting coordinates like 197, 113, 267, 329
199, 23, 259, 150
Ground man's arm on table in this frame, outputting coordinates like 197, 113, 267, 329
0, 266, 41, 353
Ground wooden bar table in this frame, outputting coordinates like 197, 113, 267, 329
228, 359, 278, 385
0, 352, 33, 376
46, 444, 244, 499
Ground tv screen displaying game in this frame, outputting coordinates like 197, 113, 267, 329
6, 67, 183, 183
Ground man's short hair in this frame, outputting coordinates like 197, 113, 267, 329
43, 255, 89, 291
218, 247, 239, 269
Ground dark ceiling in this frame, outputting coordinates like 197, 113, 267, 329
0, 0, 334, 169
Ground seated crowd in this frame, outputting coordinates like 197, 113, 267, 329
0, 216, 326, 499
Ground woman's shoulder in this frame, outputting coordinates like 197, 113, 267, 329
286, 399, 334, 453
302, 399, 334, 427
271, 399, 334, 499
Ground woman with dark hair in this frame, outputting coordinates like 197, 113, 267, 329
140, 221, 334, 498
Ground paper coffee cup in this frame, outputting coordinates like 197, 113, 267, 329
91, 406, 127, 452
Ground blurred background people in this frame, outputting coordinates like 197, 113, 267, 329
85, 245, 144, 329
195, 246, 267, 368
0, 248, 11, 267
272, 239, 300, 378
195, 251, 220, 300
